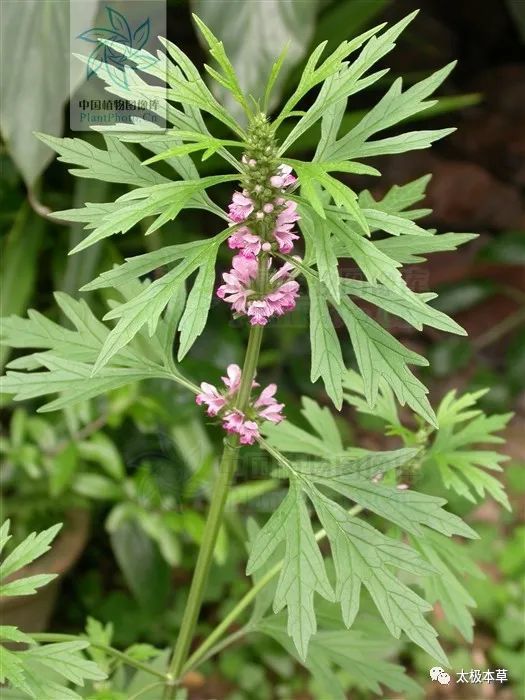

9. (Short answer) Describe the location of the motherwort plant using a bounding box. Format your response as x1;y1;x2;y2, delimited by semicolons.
0;12;511;699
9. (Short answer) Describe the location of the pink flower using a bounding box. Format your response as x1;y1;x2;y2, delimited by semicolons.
266;281;300;316
221;364;242;393
238;420;260;444
222;409;245;434
195;366;285;444
196;382;226;416
218;256;300;323
273;200;300;253
228;227;262;257
258;403;284;424
254;384;284;424
222;409;260;444
228;191;254;223
254;383;278;406
217;254;258;313
247;299;272;326
270;164;297;189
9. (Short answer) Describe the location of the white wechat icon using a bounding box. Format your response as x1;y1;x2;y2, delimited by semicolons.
430;667;451;685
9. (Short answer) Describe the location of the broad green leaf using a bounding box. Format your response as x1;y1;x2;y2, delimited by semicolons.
109;518;171;613
0;205;43;370
49;442;78;497
77;433;125;481
0;0;98;185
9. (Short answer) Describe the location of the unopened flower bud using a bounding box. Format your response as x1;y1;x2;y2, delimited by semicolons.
256;211;264;220
263;203;274;213
262;242;272;252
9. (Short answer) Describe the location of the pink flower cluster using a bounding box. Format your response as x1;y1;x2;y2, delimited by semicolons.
217;256;300;326
227;164;300;257
218;162;302;325
195;364;284;444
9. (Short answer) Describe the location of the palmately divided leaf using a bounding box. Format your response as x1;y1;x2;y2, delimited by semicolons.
94;236;224;371
427;390;512;508
309;472;478;539
177;246;218;360
300;206;340;302
0;287;177;411
1;638;106;699
294;162;369;233
321;62;456;162
258;610;421;700
279;13;419;151
341;278;466;335
0;522;62;583
23;641;106;686
336;295;436;426
413;531;483;642
246;480;334;660
36;133;167;187
306;485;447;663
375;232;478;264
307;279;345;409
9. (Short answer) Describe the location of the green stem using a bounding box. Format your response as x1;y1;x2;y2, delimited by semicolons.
29;633;167;681
165;322;264;694
182;562;279;674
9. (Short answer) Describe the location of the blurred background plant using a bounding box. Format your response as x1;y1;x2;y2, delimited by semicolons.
0;0;523;698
